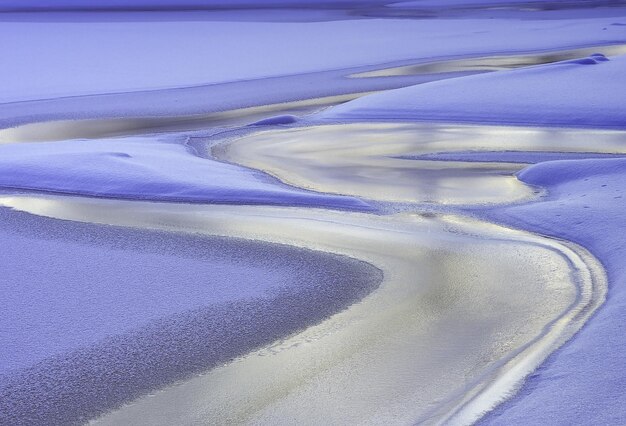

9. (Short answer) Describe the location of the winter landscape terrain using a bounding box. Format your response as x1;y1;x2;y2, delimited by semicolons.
1;1;626;425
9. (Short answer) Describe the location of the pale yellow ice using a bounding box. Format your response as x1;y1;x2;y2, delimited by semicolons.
217;122;626;205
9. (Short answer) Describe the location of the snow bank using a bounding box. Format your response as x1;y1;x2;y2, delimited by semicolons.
250;114;299;126
0;136;369;209
321;53;626;129
518;157;626;186
477;158;626;424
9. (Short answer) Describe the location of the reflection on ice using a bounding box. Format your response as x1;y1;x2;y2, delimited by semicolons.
216;122;626;205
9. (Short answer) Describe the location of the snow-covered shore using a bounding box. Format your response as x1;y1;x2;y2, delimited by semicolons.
0;135;369;209
321;52;626;129
476;159;626;424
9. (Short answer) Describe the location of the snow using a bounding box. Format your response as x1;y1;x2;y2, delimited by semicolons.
0;136;369;209
320;52;626;129
0;15;624;104
475;158;626;424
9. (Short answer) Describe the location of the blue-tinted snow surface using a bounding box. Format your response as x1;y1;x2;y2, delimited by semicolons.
477;158;626;424
321;54;626;129
0;136;369;210
0;16;623;104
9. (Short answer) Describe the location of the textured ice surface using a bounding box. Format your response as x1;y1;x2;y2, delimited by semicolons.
0;206;381;425
1;198;591;426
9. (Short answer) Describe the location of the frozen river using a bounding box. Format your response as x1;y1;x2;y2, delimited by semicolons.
2;2;626;424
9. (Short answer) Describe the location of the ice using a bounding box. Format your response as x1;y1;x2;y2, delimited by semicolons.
0;197;591;426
